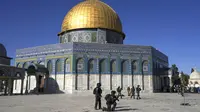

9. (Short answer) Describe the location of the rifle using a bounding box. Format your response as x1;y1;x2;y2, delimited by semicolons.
115;95;120;101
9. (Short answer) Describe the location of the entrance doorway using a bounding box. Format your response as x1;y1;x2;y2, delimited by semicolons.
38;75;44;93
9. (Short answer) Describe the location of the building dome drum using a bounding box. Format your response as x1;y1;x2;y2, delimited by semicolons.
190;69;200;79
0;43;7;57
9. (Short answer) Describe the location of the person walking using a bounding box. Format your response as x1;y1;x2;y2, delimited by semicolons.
127;86;131;96
117;86;122;99
130;86;135;99
136;85;141;100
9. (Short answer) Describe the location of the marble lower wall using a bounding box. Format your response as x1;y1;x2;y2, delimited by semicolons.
13;74;154;94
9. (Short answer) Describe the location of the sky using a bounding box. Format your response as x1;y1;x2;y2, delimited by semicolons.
0;0;200;74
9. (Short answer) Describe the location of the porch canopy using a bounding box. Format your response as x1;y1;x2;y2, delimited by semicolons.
27;64;49;76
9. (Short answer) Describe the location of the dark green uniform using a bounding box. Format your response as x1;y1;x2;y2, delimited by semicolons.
103;91;119;111
117;86;122;99
136;85;141;100
93;83;102;110
130;86;135;99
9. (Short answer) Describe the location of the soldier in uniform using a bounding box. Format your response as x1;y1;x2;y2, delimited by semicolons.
127;86;131;96
130;86;135;99
102;91;119;111
93;83;102;110
136;85;141;100
117;86;122;99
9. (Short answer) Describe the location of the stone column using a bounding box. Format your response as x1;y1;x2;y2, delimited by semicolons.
4;80;8;95
72;54;77;91
8;79;13;96
107;56;111;90
21;79;24;95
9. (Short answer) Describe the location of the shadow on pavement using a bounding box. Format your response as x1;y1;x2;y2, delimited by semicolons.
115;108;139;111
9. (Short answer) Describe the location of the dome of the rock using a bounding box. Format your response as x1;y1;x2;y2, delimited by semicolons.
60;0;123;35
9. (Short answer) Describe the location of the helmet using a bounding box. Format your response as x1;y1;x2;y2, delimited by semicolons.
97;83;101;87
111;90;116;94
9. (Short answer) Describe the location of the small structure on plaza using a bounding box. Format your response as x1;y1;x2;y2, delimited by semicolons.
0;43;25;95
188;68;200;92
25;64;62;94
14;0;170;94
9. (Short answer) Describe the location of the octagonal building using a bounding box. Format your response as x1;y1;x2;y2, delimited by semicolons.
14;0;169;94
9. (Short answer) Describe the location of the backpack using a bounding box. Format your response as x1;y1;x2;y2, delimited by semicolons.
105;94;111;100
93;88;96;94
117;87;121;92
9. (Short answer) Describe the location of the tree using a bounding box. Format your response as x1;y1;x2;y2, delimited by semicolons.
171;64;180;85
171;64;179;76
180;72;190;86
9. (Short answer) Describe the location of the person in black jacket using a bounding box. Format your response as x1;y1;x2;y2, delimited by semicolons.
117;86;122;99
93;83;102;110
136;85;141;100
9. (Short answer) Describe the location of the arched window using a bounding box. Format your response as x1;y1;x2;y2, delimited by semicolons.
16;63;22;68
15;72;21;77
190;81;193;84
100;59;106;73
31;61;36;64
65;58;71;72
77;58;84;72
122;60;128;73
142;60;148;72
56;59;62;73
195;81;198;84
0;70;4;76
89;59;95;73
111;60;117;73
47;60;53;73
38;61;45;65
132;61;137;74
23;62;29;69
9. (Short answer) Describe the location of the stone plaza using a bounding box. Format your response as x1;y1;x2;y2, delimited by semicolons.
0;93;200;112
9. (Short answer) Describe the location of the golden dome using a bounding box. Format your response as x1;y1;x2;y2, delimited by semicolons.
60;0;123;35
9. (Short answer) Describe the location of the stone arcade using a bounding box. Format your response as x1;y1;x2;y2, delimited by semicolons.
14;0;170;94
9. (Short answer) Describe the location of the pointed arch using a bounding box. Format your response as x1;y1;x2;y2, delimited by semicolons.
56;59;62;73
131;60;138;74
111;60;117;73
131;60;138;86
121;60;128;74
121;60;129;89
142;60;149;90
65;58;71;72
99;59;106;83
16;63;22;68
23;62;29;69
76;58;85;90
0;70;5;76
38;61;45;65
142;60;149;72
99;59;106;73
88;59;95;73
76;58;84;73
88;59;95;90
47;60;53;73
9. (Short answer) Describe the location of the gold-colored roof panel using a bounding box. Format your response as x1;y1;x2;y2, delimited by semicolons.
61;0;123;34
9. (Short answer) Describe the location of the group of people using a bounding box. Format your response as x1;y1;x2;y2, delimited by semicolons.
117;85;142;100
93;83;142;111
